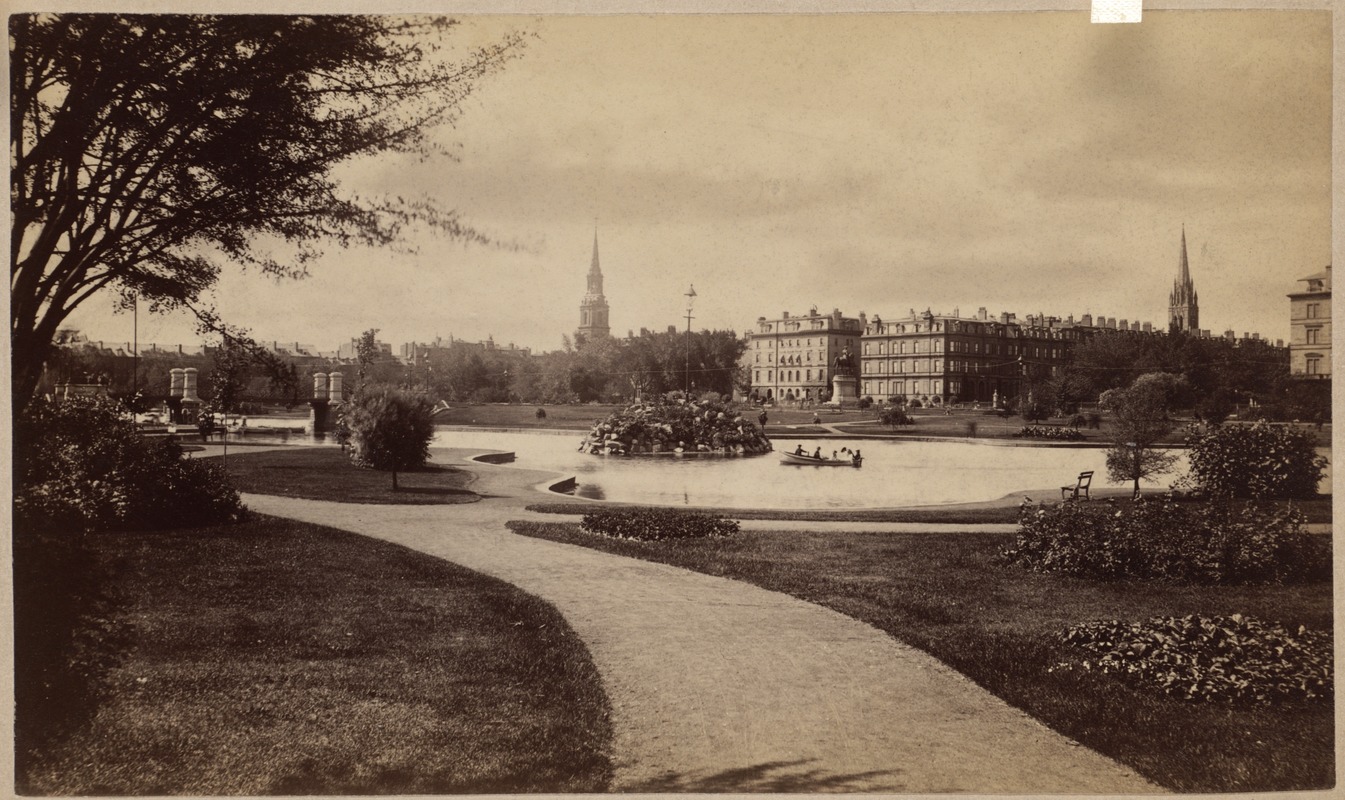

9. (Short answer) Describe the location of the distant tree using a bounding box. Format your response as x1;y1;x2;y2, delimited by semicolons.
1100;373;1181;498
344;385;435;490
10;14;527;414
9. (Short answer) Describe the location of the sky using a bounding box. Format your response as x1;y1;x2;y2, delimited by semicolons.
63;9;1333;353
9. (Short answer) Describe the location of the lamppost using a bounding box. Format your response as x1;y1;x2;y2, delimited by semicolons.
684;284;697;396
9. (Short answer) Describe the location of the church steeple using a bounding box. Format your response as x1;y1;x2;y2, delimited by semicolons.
577;228;611;343
1169;225;1199;334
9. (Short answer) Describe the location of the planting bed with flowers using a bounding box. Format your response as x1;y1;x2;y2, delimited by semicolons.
577;396;772;456
580;507;740;541
1055;614;1331;705
1012;424;1085;441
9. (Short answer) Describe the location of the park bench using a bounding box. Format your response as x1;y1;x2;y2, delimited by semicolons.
1061;471;1093;501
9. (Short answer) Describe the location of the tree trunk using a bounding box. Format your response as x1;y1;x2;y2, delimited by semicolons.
391;469;398;492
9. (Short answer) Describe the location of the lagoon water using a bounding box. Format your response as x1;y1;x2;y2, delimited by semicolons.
213;423;1330;509
432;428;1192;509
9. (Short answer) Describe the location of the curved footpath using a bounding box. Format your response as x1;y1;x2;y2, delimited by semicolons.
234;447;1160;793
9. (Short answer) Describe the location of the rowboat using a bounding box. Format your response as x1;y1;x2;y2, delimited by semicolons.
780;450;862;467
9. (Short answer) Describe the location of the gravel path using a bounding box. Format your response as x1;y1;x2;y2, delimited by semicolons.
240;451;1160;793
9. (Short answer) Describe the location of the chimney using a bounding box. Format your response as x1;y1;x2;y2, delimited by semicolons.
978;307;988;320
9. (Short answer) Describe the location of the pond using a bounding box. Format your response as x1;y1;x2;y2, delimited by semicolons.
208;424;1331;509
431;429;1190;509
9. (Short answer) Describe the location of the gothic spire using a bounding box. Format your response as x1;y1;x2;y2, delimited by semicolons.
1179;224;1190;286
590;229;601;275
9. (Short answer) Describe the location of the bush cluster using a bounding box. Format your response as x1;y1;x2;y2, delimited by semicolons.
580;507;740;541
15;396;246;533
1012;425;1085;441
1184;422;1327;499
999;497;1327;584
14;396;245;767
1056;614;1332;705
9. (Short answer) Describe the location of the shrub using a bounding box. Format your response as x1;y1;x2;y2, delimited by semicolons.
344;385;436;489
1056;615;1332;705
535;407;547;419
13;395;244;769
1012;425;1084;441
580;507;739;541
879;405;914;429
963;419;979;438
14;395;245;533
998;497;1328;584
857;396;873;410
1185;422;1327;499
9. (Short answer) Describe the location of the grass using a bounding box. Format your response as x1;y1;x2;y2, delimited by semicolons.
526;501;1021;524
217;446;479;504
20;515;612;795
506;520;1333;793
525;495;1332;525
435;402;627;430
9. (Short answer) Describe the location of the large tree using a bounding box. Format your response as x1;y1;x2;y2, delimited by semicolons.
11;14;526;412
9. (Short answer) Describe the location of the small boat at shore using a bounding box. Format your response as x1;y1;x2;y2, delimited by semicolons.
780;450;862;467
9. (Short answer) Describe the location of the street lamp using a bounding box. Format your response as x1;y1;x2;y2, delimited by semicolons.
684;284;697;396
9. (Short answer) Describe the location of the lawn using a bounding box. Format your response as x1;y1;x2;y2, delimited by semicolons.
19;515;612;795
506;520;1333;793
218;446;479;504
435;402;627;430
435;402;1333;447
526;495;1332;525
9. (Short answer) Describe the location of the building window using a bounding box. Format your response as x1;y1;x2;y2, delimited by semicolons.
863;381;872;395
806;369;812;381
934;341;942;352
1306;356;1322;375
864;343;870;355
1307;303;1319;319
1306;327;1321;345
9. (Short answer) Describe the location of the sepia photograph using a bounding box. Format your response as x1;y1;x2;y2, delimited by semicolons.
9;2;1336;795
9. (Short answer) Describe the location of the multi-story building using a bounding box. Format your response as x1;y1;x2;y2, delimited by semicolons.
857;307;1153;406
399;335;532;367
1288;265;1331;378
744;307;863;402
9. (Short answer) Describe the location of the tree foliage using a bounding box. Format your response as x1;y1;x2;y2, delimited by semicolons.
1100;373;1181;497
343;385;435;490
1184;422;1328;500
10;14;527;412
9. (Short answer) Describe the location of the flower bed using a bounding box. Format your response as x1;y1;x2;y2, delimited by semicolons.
1012;424;1084;441
1056;614;1332;705
580;507;740;541
578;396;772;456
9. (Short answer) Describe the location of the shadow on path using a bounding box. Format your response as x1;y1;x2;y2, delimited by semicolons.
621;759;903;793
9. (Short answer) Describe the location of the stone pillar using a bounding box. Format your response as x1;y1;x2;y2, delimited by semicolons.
310;373;331;434
179;367;202;423
327;371;343;404
169;368;185;398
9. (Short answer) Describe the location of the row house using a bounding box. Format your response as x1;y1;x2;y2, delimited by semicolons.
858;307;1154;406
743;307;863;402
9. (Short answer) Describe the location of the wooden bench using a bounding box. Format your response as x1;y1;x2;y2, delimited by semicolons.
1061;471;1093;501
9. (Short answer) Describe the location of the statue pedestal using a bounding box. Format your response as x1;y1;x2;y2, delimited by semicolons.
827;374;859;406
